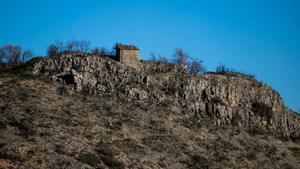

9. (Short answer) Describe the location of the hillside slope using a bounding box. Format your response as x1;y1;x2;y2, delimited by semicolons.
0;56;299;169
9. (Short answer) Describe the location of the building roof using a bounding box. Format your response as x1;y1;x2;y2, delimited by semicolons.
116;44;139;50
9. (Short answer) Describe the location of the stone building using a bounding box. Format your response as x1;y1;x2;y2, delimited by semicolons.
116;44;140;68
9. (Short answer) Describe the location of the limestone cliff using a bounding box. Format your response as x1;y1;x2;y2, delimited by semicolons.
32;55;300;139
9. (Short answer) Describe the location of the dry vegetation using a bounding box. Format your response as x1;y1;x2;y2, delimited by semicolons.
0;67;299;169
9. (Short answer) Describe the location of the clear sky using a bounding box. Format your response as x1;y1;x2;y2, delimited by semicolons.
0;0;299;111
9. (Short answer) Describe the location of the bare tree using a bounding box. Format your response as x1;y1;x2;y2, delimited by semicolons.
47;41;64;57
66;40;78;52
102;47;111;55
91;47;102;56
157;54;168;63
0;48;5;63
55;41;64;53
22;50;33;63
0;45;22;64
150;52;157;61
150;52;169;63
47;40;91;57
189;59;206;74
173;48;189;65
91;46;112;56
64;40;90;53
216;63;227;73
78;40;90;53
112;42;123;56
47;44;59;57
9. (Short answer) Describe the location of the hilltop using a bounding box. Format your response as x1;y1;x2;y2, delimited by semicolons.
0;54;300;169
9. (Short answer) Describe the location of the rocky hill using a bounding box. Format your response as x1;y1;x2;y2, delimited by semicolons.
0;55;300;169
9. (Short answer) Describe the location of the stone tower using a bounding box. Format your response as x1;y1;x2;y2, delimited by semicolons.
116;44;140;68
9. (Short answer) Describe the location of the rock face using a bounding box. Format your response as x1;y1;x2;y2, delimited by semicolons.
32;56;300;138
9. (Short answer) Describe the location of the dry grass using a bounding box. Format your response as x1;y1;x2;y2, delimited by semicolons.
0;69;299;169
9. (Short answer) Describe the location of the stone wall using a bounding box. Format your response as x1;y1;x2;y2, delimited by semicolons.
118;50;140;68
32;56;300;138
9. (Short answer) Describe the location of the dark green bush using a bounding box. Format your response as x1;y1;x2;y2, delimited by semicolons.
100;156;125;169
18;88;30;101
245;151;257;160
79;153;100;167
248;125;266;135
264;145;278;157
105;121;122;131
231;112;240;126
185;155;209;169
57;86;68;95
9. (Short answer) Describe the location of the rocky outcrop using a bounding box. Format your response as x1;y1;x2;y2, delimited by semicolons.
32;55;300;138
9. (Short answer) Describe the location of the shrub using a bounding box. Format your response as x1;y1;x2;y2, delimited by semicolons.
150;52;169;63
248;125;266;135
22;50;33;63
91;47;102;56
149;48;206;75
162;85;177;95
57;86;68;95
18;88;30;101
47;41;63;57
47;40;91;57
245;151;257;160
79;153;100;167
211;97;223;104
188;59;206;74
231;112;240;126
105;121;122;131
288;147;300;157
173;48;189;66
96;142;119;158
0;44;22;64
66;40;90;53
215;64;256;79
185;155;209;169
100;156;125;169
264;145;278;157
215;64;227;73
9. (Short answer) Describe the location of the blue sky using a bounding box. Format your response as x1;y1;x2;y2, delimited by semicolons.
0;0;299;111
